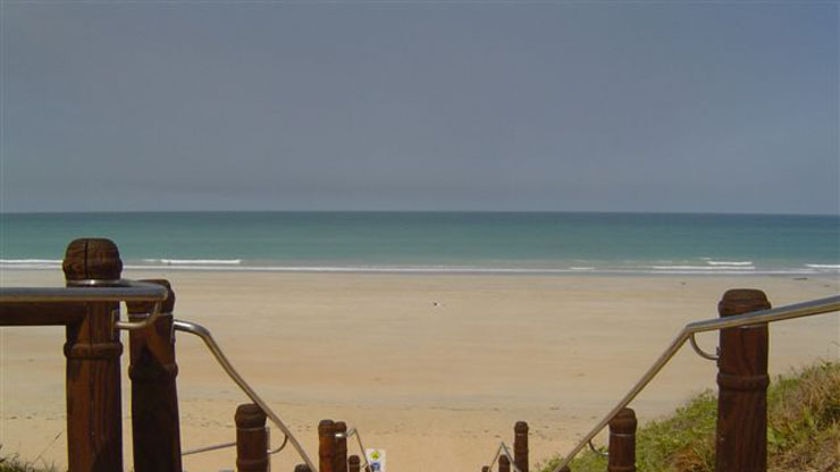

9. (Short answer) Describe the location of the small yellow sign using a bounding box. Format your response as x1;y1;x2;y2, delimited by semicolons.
365;448;386;471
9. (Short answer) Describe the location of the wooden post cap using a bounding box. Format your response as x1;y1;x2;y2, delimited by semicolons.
718;289;770;317
319;419;336;435
235;403;267;429
63;238;123;283
499;454;511;472
609;408;637;434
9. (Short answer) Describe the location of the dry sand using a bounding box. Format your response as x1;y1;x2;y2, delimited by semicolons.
1;270;837;471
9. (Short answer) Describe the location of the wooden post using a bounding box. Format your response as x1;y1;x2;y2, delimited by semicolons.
514;421;529;472
126;280;182;472
295;465;313;472
334;421;348;472
319;419;337;472
608;408;637;472
499;454;511;472
481;467;490;472
715;289;770;472
62;238;124;472
235;403;269;472
348;455;361;472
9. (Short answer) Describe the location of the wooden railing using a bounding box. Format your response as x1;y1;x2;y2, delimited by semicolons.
1;237;837;472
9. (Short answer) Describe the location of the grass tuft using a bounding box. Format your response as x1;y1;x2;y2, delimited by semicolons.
539;361;840;472
0;446;58;472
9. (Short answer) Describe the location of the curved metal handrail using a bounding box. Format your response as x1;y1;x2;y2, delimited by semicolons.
173;319;317;471
549;294;840;472
338;427;372;471
484;442;524;472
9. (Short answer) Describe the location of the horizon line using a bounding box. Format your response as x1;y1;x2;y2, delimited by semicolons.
1;209;838;218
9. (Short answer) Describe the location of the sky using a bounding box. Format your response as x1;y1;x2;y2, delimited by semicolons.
1;1;838;214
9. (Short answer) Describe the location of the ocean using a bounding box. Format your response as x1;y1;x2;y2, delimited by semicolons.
0;212;838;275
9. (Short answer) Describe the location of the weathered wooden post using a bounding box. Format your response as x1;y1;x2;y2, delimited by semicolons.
481;466;490;472
499;454;511;472
334;421;348;472
348;455;361;472
608;407;637;472
235;403;269;472
63;238;125;472
319;419;337;472
514;421;529;472
127;279;182;472
715;289;770;472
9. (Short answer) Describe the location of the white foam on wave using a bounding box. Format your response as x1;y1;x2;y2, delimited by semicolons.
126;263;587;275
157;259;243;265
0;259;63;269
652;265;755;271
805;264;840;270
706;260;754;266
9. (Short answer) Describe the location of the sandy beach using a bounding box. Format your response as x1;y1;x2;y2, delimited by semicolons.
1;270;837;471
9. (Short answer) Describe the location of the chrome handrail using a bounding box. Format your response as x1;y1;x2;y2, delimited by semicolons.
485;442;524;472
0;280;168;304
550;294;840;472
173;319;316;471
338;427;372;471
0;280;169;330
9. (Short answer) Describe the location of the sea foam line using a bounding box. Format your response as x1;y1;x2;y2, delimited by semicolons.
805;264;840;270
705;260;754;266
0;259;63;269
144;258;243;266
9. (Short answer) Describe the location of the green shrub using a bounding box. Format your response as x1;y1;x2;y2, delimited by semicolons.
539;361;840;472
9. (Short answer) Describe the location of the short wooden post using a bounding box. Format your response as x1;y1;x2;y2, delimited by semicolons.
499;454;511;472
235;403;269;472
608;408;637;472
62;238;124;472
295;465;313;472
334;421;348;472
348;455;361;472
481;467;490;472
715;289;770;472
127;280;182;472
514;421;529;472
319;419;337;472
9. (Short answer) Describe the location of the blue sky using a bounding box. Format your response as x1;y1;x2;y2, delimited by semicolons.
2;1;838;214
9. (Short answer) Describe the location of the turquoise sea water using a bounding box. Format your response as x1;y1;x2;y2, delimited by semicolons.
1;212;838;275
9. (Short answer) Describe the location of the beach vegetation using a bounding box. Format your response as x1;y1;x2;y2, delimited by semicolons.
0;446;57;472
538;361;840;472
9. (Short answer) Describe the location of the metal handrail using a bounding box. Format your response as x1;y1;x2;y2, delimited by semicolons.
0;280;169;330
485;442;524;472
0;280;168;304
337;427;372;471
173;319;317;472
550;294;840;472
